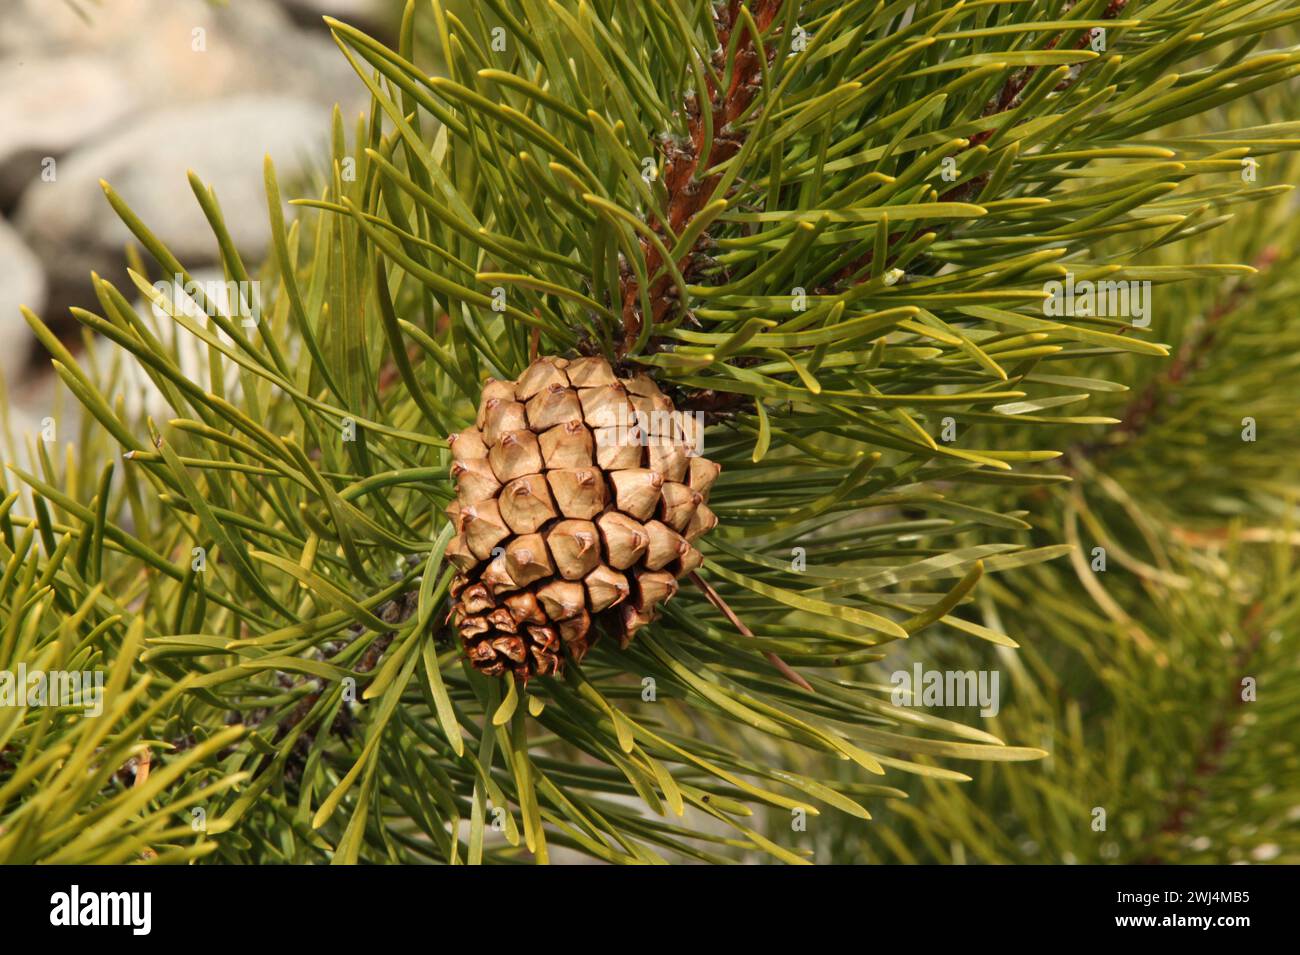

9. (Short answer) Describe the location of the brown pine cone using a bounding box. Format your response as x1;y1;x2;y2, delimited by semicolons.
445;356;721;680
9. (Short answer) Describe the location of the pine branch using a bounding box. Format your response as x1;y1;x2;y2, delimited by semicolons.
1108;246;1280;446
618;0;785;355
1141;601;1268;863
1072;244;1280;462
942;0;1131;204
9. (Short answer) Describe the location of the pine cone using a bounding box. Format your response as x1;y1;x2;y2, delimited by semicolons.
446;356;721;679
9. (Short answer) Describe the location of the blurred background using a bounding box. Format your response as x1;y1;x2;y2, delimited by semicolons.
0;0;402;438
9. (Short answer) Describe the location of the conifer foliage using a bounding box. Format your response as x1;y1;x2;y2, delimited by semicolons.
3;0;1299;863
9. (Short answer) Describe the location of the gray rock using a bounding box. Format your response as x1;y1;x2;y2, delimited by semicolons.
1;372;64;473
15;96;330;291
0;217;47;388
278;0;389;23
0;57;140;209
0;0;361;111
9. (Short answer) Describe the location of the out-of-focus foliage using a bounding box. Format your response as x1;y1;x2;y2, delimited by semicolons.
812;107;1300;865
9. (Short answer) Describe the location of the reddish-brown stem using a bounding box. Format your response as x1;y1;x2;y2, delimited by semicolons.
1140;602;1267;863
618;0;785;356
1068;245;1278;464
1116;246;1277;443
690;570;814;692
942;1;1130;203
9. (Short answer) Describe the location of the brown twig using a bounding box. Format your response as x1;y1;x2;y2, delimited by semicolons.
690;570;814;692
941;1;1129;204
1140;601;1268;863
131;747;152;788
618;0;786;356
129;747;157;860
1069;245;1278;463
1114;246;1277;442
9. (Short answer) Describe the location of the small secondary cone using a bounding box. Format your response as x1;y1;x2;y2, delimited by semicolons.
446;356;721;679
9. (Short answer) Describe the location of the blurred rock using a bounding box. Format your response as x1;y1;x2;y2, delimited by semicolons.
15;96;329;292
0;0;377;450
0;0;369;329
0;217;47;387
0;57;139;211
279;0;389;25
0;0;359;107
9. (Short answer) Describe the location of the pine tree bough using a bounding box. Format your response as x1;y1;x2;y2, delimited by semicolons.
1071;244;1279;462
940;0;1131;207
447;356;720;679
618;0;785;357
